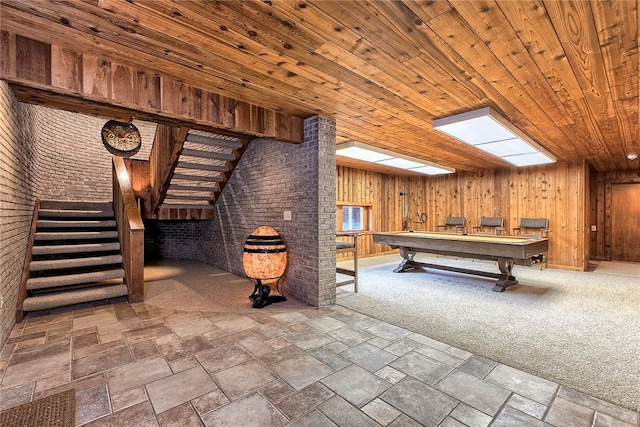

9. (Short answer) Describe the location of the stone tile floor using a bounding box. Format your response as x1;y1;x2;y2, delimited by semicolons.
1;300;638;426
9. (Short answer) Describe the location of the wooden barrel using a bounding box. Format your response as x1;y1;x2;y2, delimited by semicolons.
242;226;287;281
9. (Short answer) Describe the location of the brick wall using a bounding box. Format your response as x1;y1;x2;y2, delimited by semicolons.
205;115;337;307
0;81;41;347
35;108;154;200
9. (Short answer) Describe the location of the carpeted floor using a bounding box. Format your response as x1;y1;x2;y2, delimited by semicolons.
337;254;640;412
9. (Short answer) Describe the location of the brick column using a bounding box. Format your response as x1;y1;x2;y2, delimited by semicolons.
207;115;337;307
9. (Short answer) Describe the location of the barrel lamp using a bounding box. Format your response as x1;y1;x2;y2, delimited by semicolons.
242;226;287;308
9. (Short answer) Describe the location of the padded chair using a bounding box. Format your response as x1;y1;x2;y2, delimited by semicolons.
472;217;505;235
513;218;549;239
336;232;358;292
435;216;466;234
513;218;549;269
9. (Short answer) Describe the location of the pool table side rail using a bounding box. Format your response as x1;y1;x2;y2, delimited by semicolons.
373;232;548;261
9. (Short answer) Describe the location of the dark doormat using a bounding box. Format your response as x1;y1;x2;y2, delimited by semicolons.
0;389;75;427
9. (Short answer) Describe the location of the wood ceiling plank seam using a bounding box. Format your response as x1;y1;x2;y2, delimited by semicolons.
271;0;475;112
590;1;639;168
496;1;613;161
544;0;621;162
425;8;582;161
314;41;454;117
212;1;453;124
589;1;638;102
450;0;576;128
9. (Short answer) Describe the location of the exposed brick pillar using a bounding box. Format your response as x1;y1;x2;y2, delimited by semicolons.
207;115;337;307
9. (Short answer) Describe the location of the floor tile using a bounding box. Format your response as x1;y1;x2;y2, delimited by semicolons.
545;396;595;426
383;337;422;357
259;378;296;404
457;354;498;379
365;323;410;342
107;356;171;395
0;382;33;410
213;359;277;400
2;351;70;388
415;344;466;367
485;364;558;405
269;311;309;325
275;381;334;419
124;323;174;344
388;350;452;385
156;402;204;427
271;353;334;390
305;316;347;333
374;366;406;384
321;364;391;407
155;334;211;361
387;414;423;426
436;370;512;416
201;392;288;427
8;338;69;366
130;339;161;361
72;345;133;379
491;406;547;427
286;329;335;350
76;383;111;425
191;389;229;416
594;412;639;427
72;310;118;330
146;365;217;413
285;409;337;426
214;315;260;333
195;343;252;373
449;402;493;427
327;326;373;346
381;376;459;426
83;401;158;427
306;347;351;371
340;342;397;373
507;393;548;419
111;386;148;412
361;397;402;425
318;395;379;427
558;386;639;425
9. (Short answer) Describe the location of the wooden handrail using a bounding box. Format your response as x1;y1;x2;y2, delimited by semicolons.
16;199;40;322
113;157;145;302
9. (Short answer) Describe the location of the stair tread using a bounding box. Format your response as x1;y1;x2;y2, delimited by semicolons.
27;269;125;290
30;255;123;271
32;242;121;255
40;200;113;211
35;231;118;240
185;133;243;149
177;161;229;172
165;194;216;201
37;219;116;228
181;148;236;161
22;284;128;312
159;204;216;210
172;173;224;183
39;209;115;218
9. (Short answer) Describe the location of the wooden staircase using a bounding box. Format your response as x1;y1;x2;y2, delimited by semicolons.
150;127;248;220
19;200;129;315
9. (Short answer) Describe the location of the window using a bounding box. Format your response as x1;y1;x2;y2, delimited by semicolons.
337;202;372;232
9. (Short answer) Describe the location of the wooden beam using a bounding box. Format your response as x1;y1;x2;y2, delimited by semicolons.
0;31;305;144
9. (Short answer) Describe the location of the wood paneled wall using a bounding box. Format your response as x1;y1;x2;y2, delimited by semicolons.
589;169;640;261
337;161;590;270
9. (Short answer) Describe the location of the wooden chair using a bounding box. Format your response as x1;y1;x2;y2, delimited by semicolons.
472;217;505;235
435;216;466;234
513;218;549;269
336;232;358;292
513;218;549;239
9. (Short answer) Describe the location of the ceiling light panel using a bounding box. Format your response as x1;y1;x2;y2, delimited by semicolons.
432;107;555;167
335;141;454;175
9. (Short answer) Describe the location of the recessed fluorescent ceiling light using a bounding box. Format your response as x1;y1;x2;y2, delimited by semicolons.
335;141;454;175
432;107;555;167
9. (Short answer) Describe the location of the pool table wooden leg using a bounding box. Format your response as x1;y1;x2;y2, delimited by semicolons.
493;258;519;292
393;248;421;272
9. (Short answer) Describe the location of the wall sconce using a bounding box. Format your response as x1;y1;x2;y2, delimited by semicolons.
627;152;638;161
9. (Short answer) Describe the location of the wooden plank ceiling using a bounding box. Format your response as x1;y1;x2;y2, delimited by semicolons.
0;0;638;173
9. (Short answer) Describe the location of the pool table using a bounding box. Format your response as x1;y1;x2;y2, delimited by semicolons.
373;231;549;292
